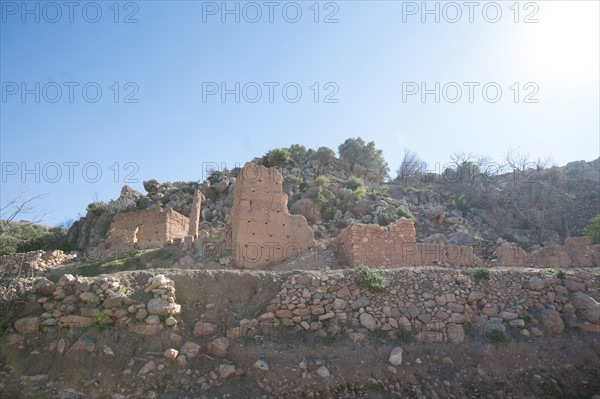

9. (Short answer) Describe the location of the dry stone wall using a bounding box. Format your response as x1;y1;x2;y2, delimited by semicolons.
264;268;599;342
338;220;482;268
228;163;315;269
0;250;76;275
14;274;182;335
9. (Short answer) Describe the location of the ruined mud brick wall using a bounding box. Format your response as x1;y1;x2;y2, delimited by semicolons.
337;220;481;268
100;208;189;255
229;163;315;269
495;237;599;267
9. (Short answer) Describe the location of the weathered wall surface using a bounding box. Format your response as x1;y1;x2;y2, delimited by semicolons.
229;163;315;269
495;237;598;267
337;220;481;268
98;208;189;257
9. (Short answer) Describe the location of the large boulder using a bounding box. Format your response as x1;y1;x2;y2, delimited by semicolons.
290;198;321;224
536;309;564;334
143;179;161;194
571;292;600;324
147;298;181;316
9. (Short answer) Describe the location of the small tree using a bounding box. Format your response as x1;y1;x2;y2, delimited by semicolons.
582;214;600;244
263;148;292;167
338;137;389;182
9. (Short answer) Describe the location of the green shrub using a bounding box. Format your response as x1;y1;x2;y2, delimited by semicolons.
344;176;364;191
539;269;557;277
487;330;507;343
582;214;600;244
396;206;414;220
355;266;386;293
373;185;389;197
316;192;333;221
378;212;397;226
472;268;492;281
263;148;292;167
450;193;470;217
286;174;304;185
288;144;308;163
556;270;567;279
315;175;330;188
396;328;412;343
374;329;389;339
86;202;107;213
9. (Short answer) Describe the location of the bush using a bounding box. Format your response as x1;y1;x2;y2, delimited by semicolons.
472;268;492;281
378;212;397;226
286;174;304;185
396;328;412;343
86;202;107;213
344;176;364;191
396;206;414;220
263;148;292;167
450;193;470;217
582;214;600;244
288;144;308;163
487;330;507;343
355;266;386;293
316;192;333;221
372;185;389;197
315;175;330;188
556;270;567;279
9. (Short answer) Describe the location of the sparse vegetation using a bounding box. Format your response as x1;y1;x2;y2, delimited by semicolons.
473;268;492;281
487;330;508;343
396;328;412;343
344;176;364;191
316;192;334;221
582;214;600;244
396;206;415;220
355;266;386;293
556;270;567;279
315;175;330;188
86;201;107;213
450;193;470;217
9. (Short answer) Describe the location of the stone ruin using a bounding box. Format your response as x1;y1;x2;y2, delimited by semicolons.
337;219;482;268
92;188;205;259
226;163;315;269
494;237;599;267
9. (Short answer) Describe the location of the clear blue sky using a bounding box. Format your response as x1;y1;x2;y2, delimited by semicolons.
1;0;599;226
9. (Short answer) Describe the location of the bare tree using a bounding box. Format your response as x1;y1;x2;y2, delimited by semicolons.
0;192;47;250
396;149;426;181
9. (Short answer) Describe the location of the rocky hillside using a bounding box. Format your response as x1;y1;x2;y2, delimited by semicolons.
66;149;599;260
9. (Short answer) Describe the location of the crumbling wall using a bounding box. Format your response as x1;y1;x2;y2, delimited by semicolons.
337;219;481;268
0;250;76;275
97;208;189;257
495;237;597;268
229;163;315;269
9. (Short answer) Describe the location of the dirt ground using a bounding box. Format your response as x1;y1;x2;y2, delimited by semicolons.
1;326;599;399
